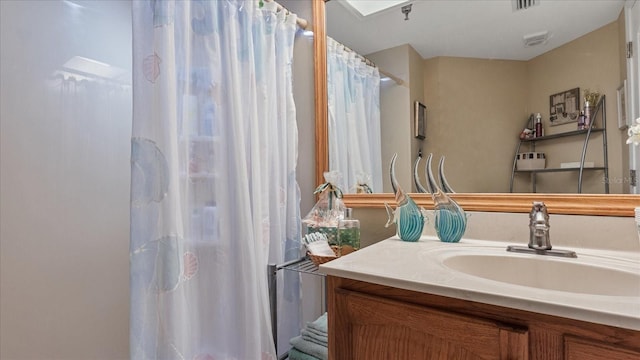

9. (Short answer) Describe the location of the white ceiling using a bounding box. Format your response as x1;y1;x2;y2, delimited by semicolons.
326;0;626;61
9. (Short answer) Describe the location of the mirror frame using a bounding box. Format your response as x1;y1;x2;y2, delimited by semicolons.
312;0;637;217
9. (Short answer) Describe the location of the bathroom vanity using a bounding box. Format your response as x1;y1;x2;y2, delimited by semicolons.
319;237;640;359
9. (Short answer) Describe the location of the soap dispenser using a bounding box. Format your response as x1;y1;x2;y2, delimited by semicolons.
338;208;360;254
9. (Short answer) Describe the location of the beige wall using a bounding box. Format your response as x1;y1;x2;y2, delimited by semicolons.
421;19;625;194
368;45;413;193
423;57;529;192
525;20;623;193
368;44;428;193
353;208;397;247
618;9;630;192
353;206;639;251
408;45;426;191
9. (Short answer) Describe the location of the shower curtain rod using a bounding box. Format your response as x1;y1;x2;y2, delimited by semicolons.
263;0;309;30
379;69;404;86
330;37;404;86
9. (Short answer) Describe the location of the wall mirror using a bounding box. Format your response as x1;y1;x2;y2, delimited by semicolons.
312;0;638;216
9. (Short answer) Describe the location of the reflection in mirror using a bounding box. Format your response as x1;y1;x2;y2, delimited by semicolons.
325;0;631;194
327;37;383;193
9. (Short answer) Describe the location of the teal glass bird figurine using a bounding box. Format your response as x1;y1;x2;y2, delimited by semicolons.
385;153;425;242
425;154;467;243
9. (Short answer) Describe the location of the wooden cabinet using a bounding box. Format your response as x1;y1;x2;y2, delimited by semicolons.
327;276;640;360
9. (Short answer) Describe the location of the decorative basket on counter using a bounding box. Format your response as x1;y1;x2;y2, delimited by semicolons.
307;245;356;266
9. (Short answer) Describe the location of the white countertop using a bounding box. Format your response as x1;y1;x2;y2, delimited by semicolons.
319;236;640;331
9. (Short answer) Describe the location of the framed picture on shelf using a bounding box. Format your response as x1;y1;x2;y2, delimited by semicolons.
549;87;580;126
414;101;426;139
617;80;627;129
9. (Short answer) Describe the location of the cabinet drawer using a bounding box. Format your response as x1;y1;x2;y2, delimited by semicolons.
565;336;640;360
331;288;528;360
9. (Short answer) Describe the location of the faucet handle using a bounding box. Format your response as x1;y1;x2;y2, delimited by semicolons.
531;201;547;214
529;201;552;250
530;201;549;223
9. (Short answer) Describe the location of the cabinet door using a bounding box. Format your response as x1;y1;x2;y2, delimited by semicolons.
331;288;528;360
564;336;640;360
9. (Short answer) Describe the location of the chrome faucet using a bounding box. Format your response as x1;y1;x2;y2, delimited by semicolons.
529;201;551;250
506;201;577;258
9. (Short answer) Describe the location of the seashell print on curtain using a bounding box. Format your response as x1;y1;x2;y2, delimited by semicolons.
130;1;302;358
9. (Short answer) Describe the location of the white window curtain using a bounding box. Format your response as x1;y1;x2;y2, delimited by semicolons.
130;1;301;359
327;36;382;193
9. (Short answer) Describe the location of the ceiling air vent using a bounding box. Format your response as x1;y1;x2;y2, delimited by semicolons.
513;0;538;11
523;31;549;47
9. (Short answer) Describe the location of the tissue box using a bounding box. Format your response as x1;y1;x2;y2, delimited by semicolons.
517;152;546;170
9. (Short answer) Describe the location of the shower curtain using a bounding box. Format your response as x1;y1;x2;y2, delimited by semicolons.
327;36;382;193
130;1;301;359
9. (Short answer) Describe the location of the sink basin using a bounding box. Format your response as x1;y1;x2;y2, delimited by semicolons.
442;252;640;297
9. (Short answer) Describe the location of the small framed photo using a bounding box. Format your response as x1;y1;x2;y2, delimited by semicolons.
414;101;426;139
549;87;580;126
617;80;627;129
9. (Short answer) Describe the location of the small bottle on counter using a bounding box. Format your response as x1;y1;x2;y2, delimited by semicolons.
535;113;543;138
577;110;586;130
338;208;360;254
584;101;592;129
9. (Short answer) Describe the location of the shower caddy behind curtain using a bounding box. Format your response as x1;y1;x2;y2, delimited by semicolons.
130;1;303;359
327;36;383;193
